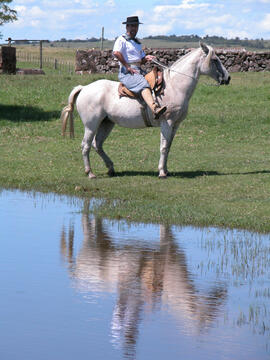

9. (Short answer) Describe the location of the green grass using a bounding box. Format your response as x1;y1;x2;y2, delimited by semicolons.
0;71;270;232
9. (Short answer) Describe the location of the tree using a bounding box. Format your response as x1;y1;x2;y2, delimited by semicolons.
0;0;17;38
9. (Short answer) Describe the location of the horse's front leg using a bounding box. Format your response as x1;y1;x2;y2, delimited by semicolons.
158;120;176;178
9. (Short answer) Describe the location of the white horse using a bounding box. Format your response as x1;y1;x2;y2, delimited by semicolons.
61;42;230;179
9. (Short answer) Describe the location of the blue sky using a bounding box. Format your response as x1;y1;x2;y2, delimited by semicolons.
2;0;270;41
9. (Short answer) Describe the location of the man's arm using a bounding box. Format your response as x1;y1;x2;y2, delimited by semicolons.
113;51;138;74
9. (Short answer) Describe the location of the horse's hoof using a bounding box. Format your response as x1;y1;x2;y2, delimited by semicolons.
107;169;115;177
85;168;90;175
158;174;167;179
88;173;97;179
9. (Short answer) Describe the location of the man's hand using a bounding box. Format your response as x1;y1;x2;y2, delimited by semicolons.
126;66;139;74
145;55;156;62
113;51;139;74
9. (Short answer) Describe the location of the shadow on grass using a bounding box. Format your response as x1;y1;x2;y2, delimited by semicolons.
115;170;270;178
0;104;59;123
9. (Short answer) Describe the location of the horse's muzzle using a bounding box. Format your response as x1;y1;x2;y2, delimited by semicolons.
219;75;231;85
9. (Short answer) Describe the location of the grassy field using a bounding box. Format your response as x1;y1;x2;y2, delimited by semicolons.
0;70;270;233
15;45;78;63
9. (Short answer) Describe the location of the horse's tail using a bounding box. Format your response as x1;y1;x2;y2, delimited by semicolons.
61;85;83;138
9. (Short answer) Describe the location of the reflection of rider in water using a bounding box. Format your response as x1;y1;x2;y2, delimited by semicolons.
111;252;145;359
61;207;227;358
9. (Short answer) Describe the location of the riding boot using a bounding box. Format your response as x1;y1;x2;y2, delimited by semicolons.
141;88;167;119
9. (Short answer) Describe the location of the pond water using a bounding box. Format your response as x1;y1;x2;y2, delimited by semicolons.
1;189;270;360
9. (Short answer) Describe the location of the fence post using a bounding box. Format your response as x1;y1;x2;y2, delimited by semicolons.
54;58;57;70
100;26;104;50
1;46;16;74
39;40;43;69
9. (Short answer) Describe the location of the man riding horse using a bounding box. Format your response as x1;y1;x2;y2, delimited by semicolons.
61;29;230;179
113;16;167;119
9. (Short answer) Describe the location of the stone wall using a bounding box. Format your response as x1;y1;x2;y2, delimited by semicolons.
75;48;270;74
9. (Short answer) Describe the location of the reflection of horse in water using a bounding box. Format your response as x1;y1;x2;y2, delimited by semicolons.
61;200;227;359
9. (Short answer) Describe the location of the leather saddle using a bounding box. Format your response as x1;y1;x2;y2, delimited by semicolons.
118;66;164;98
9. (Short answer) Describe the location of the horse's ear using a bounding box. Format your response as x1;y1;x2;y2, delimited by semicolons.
200;41;209;55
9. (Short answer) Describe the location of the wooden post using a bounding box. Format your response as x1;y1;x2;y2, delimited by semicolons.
100;27;104;50
54;58;58;70
1;46;16;74
39;40;43;69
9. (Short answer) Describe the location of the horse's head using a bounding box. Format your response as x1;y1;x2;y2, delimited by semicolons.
199;42;230;85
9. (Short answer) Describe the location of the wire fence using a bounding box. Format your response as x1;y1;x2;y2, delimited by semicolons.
16;51;75;74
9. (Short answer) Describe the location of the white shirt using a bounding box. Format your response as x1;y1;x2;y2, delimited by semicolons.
113;35;145;64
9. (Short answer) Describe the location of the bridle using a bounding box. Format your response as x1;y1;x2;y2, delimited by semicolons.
151;58;223;86
151;58;197;81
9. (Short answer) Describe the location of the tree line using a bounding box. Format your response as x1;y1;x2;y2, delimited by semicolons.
43;35;268;50
54;34;269;49
144;34;268;49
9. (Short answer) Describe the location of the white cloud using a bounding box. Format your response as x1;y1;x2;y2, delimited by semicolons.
242;8;251;13
145;22;175;35
149;1;224;33
204;26;249;39
259;13;270;31
184;14;233;29
14;5;46;20
142;1;269;39
153;1;210;18
74;0;98;6
14;0;35;3
40;0;67;8
65;8;98;15
134;10;144;18
246;0;270;2
14;5;27;14
105;0;115;7
145;1;235;36
29;6;46;17
30;20;40;27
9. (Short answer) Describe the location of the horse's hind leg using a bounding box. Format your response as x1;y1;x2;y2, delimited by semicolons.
81;127;97;179
92;117;115;176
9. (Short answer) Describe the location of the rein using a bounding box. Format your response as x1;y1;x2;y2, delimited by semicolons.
151;59;197;81
151;58;220;86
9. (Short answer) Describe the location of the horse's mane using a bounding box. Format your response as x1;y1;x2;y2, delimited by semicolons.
170;47;201;70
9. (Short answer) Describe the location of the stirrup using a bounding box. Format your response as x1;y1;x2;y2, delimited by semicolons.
154;105;167;119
